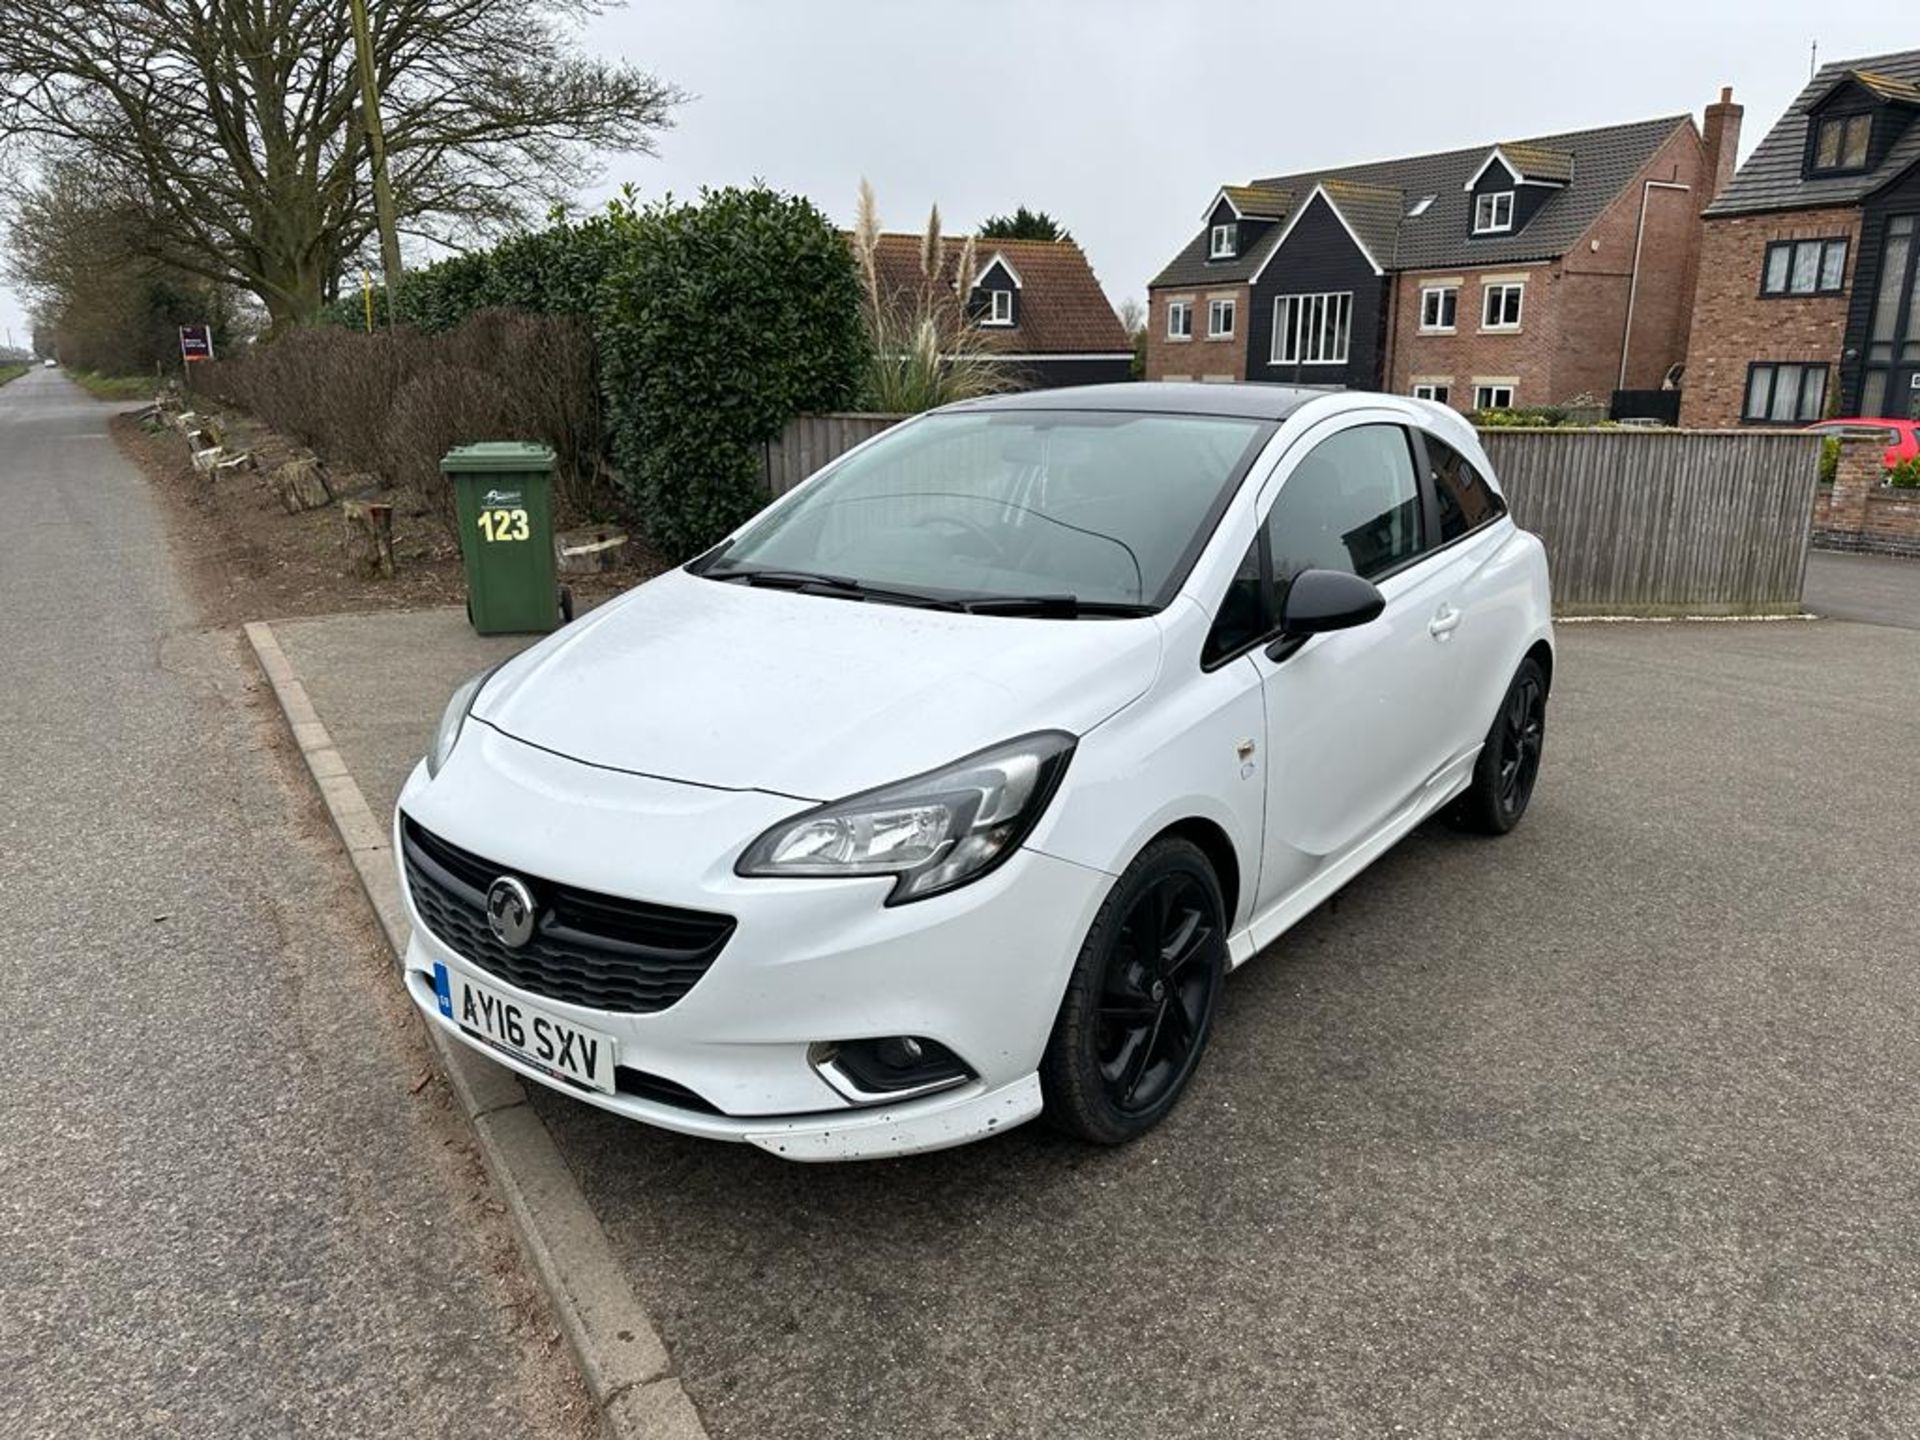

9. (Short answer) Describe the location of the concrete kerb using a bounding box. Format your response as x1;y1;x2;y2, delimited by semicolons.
242;620;708;1440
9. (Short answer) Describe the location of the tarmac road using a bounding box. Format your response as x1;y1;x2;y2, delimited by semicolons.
0;369;590;1438
1805;547;1920;629
281;571;1920;1437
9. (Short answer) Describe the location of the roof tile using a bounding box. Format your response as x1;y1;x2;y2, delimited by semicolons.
858;233;1129;355
1709;49;1920;216
1154;114;1690;287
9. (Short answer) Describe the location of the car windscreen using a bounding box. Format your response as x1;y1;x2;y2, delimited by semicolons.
697;410;1273;610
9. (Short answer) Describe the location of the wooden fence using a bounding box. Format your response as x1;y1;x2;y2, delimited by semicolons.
1480;429;1820;616
762;414;1823;616
761;413;905;495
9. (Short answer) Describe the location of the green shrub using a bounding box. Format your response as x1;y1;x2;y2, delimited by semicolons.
322;208;627;333
1471;405;1573;428
1888;455;1920;489
309;186;866;554
1819;436;1841;485
594;187;869;557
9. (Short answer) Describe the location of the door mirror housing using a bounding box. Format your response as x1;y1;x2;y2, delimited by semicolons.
1279;568;1386;637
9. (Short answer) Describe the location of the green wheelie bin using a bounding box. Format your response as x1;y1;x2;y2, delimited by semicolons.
441;442;573;634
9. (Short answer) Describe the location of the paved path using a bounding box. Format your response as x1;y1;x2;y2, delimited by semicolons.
0;370;589;1438
278;589;1920;1439
1805;548;1920;629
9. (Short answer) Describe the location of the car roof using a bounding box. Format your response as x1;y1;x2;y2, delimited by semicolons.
940;382;1325;423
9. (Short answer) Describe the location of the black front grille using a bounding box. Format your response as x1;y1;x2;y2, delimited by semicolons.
400;815;735;1015
616;1067;722;1113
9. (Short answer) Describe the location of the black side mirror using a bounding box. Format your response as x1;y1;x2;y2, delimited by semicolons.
1279;568;1385;637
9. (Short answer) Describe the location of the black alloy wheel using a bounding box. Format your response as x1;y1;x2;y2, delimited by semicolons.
1454;654;1549;835
1041;838;1226;1143
1496;668;1546;820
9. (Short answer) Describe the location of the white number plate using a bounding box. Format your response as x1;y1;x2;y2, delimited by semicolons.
434;962;617;1093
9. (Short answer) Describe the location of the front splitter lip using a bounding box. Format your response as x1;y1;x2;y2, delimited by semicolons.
402;964;1044;1162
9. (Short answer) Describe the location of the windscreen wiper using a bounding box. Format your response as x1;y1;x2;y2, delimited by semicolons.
960;595;1156;618
708;568;967;611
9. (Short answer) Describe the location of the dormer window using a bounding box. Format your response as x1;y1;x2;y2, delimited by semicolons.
1210;223;1238;259
1473;191;1515;234
983;289;1013;325
1812;113;1872;172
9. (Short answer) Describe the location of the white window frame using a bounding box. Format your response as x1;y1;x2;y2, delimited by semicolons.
1481;282;1525;331
1167;300;1193;340
984;289;1014;326
1269;291;1353;367
1419;285;1458;332
1473;191;1515;235
1411;381;1451;403
1473;383;1515;411
1210;223;1238;259
1207;297;1236;338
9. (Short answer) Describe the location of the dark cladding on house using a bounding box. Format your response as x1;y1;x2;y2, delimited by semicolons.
1683;49;1920;428
1146;96;1742;417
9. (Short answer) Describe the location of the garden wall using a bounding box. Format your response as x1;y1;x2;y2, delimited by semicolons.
1810;437;1920;558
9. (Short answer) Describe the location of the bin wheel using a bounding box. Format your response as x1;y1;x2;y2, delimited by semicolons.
559;585;575;624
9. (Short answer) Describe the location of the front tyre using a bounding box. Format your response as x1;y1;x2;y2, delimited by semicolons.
1040;837;1226;1144
1454;655;1548;835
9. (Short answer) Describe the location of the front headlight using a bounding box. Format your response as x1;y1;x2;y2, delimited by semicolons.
426;666;497;779
736;731;1076;903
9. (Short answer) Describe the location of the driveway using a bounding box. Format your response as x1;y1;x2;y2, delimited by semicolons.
275;601;1920;1439
1805;547;1920;628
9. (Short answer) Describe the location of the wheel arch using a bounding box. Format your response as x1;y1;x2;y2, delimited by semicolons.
1525;637;1554;694
1145;816;1242;932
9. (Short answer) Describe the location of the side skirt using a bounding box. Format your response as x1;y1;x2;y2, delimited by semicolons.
1224;747;1480;967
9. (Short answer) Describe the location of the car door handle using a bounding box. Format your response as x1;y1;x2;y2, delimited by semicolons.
1428;605;1462;639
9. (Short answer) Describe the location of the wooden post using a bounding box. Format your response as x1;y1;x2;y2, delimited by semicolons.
341;499;396;578
348;0;404;323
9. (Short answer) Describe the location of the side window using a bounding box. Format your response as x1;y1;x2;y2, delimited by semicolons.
1202;536;1268;666
1424;433;1508;542
1265;425;1424;597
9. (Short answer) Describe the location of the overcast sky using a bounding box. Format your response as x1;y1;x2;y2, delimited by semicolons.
3;0;1915;352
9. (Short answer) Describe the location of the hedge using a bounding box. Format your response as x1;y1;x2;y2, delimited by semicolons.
312;186;869;556
594;188;869;556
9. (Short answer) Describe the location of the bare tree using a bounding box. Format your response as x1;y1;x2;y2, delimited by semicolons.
9;161;249;373
0;0;683;332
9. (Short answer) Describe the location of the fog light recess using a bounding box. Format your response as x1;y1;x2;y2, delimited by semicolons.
812;1036;974;1104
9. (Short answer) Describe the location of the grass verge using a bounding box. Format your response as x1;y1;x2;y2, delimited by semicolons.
68;369;160;400
0;364;27;388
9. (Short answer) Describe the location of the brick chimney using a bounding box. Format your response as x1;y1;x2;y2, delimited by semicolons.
1701;86;1743;201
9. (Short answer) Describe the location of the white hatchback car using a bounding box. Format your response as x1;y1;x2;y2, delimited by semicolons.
397;384;1552;1160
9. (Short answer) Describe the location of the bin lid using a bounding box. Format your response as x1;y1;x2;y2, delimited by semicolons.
440;441;557;475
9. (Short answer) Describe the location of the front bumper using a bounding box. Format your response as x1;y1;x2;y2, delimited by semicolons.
395;724;1112;1159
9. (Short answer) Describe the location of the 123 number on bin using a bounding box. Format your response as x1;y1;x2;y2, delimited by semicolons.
477;507;531;543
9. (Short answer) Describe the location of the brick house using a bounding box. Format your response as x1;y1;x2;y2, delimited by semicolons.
1146;99;1739;415
859;233;1133;391
1681;50;1920;428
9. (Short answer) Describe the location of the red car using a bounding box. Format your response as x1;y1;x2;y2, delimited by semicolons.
1807;418;1920;470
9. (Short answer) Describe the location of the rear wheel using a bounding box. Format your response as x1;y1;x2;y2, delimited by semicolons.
1040;837;1226;1144
1454;655;1547;835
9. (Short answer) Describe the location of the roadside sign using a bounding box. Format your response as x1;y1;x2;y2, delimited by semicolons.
178;325;214;363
